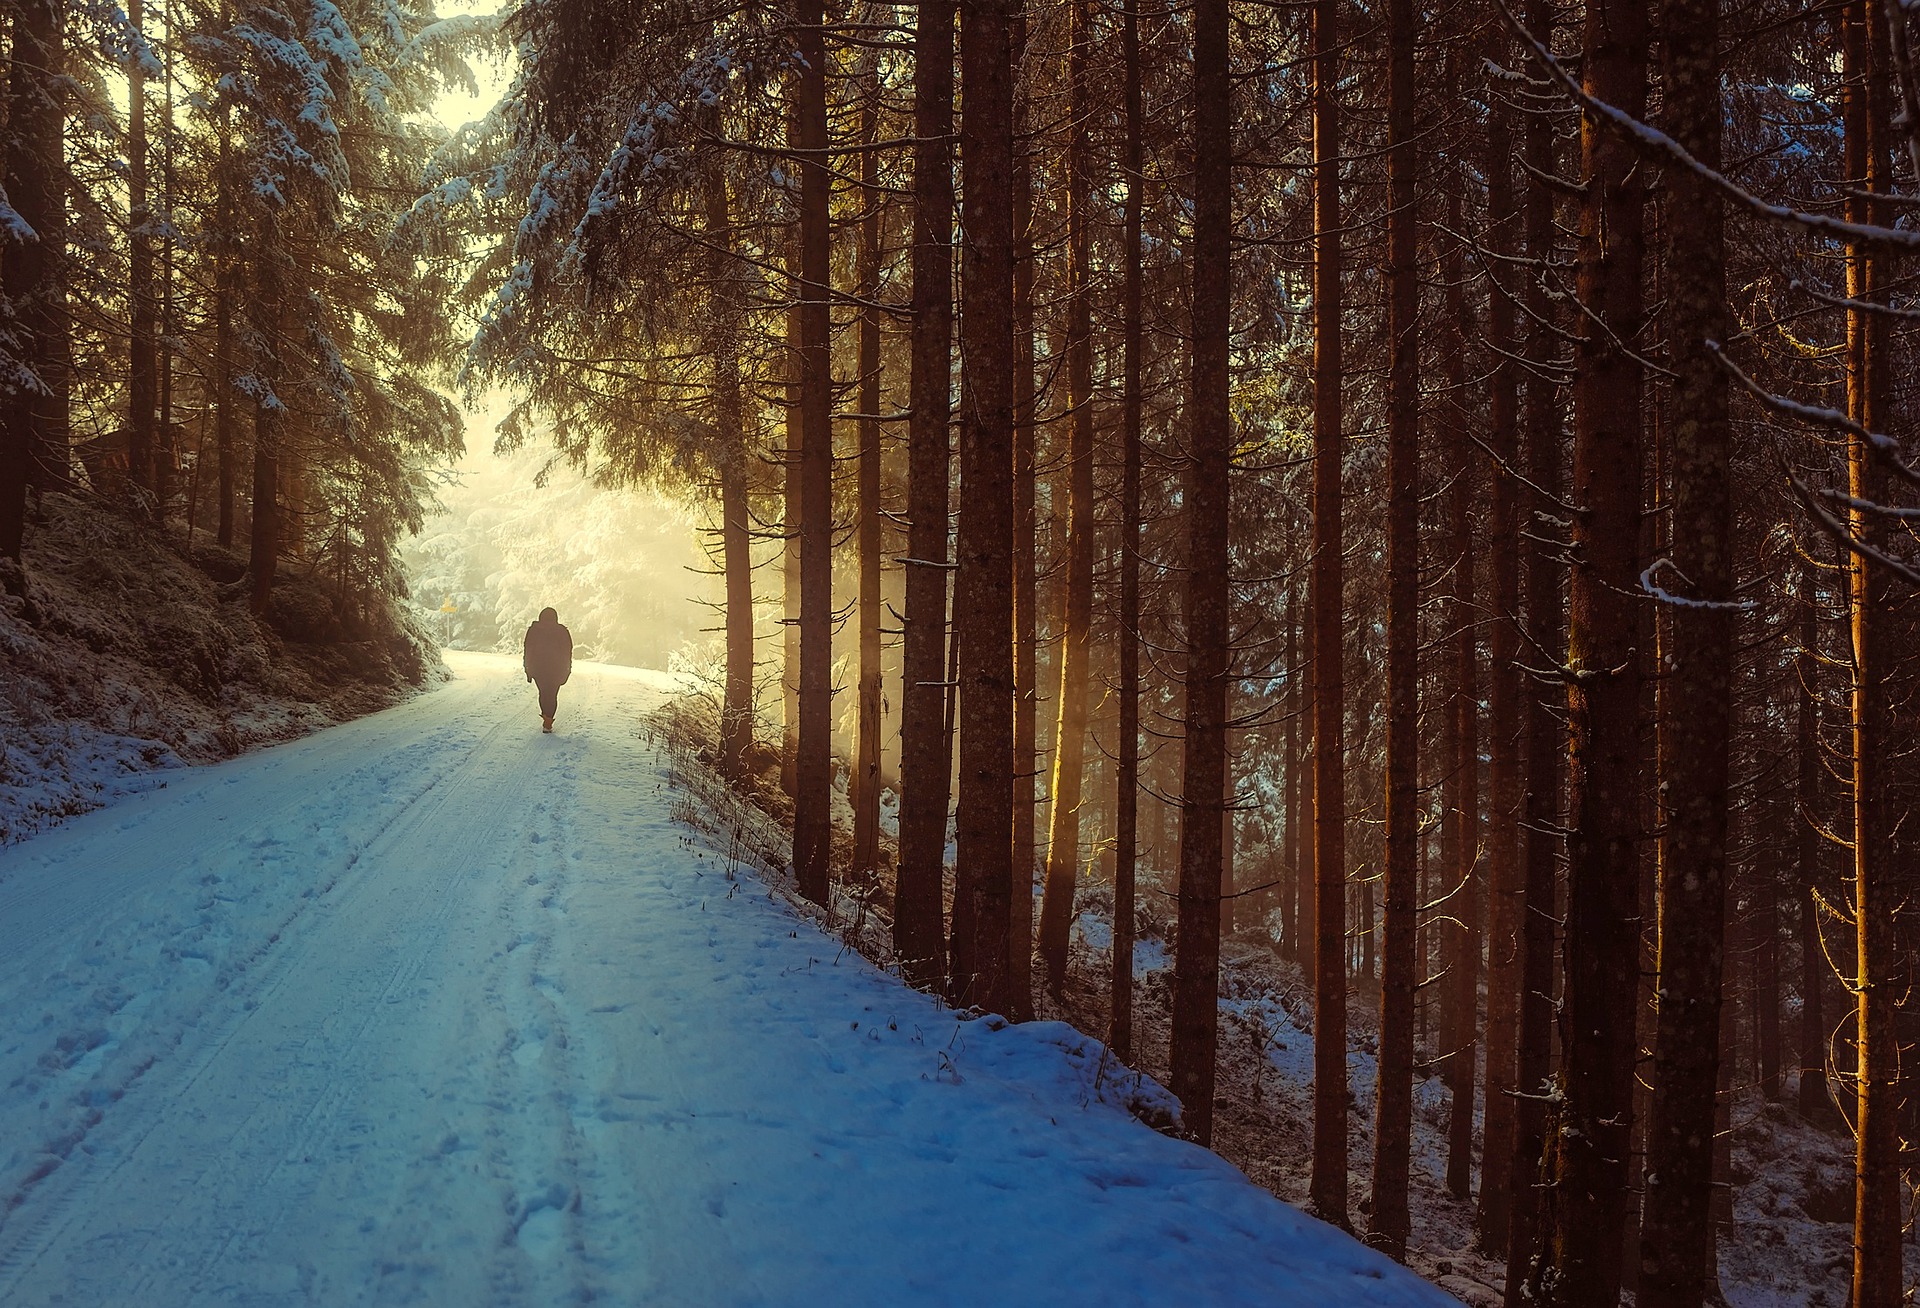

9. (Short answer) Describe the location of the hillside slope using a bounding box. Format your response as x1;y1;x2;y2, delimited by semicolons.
0;492;442;842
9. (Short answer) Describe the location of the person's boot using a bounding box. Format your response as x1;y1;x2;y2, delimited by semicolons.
542;715;554;734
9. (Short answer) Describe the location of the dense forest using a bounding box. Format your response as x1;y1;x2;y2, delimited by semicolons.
3;0;1918;1302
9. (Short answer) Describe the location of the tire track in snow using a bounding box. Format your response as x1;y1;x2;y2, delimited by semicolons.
0;674;537;1301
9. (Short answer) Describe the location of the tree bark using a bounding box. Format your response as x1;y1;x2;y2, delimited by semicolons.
1110;0;1144;1065
1037;0;1097;998
129;0;158;504
247;213;283;616
1795;575;1828;1125
1309;0;1349;1226
895;0;956;989
1636;0;1733;1291
1170;0;1232;1149
1009;0;1038;1021
782;226;802;802
704;166;754;783
1368;0;1419;1250
1441;153;1482;1210
1538;0;1649;1294
215;84;236;549
950;0;1018;1015
1504;1;1564;1293
853;87;884;877
792;0;834;906
1844;3;1900;1299
1476;12;1527;1257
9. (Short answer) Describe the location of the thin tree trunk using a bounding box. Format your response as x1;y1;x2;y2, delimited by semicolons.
215;77;236;549
1504;0;1563;1290
853;87;884;877
1757;848;1782;1101
1170;0;1232;1150
1444;213;1481;1207
792;1;834;906
782;226;802;802
1538;0;1649;1293
895;0;956;989
1037;0;1097;998
1368;0;1419;1250
1796;576;1828;1124
704;166;754;782
1476;11;1527;1256
950;0;1018;1014
1309;0;1349;1225
1637;0;1733;1291
1110;0;1144;1065
158;4;177;525
128;0;157;503
247;213;282;616
1009;0;1038;1020
1282;588;1301;965
1845;3;1900;1298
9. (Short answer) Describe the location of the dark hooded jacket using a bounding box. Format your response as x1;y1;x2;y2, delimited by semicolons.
523;609;573;685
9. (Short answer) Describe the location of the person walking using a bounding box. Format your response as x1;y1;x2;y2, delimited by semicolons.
523;607;573;733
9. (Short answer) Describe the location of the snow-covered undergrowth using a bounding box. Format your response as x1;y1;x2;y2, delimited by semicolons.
0;656;1457;1305
1054;904;1862;1307
0;493;441;842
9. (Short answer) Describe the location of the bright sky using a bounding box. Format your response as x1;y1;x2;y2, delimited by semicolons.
428;4;516;134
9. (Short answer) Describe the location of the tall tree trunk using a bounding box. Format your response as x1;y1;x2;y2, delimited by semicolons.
1009;0;1037;1021
247;214;282;616
158;0;176;524
1282;588;1301;965
782;227;802;802
704;166;754;782
215;83;236;549
1;0;68;562
1368;0;1419;1251
1308;0;1349;1226
1505;1;1564;1292
1845;3;1900;1299
1444;211;1481;1207
1538;0;1649;1294
951;0;1018;1014
1037;0;1097;998
1756;845;1782;1101
895;0;956;989
792;2;834;906
1298;584;1317;990
1637;0;1733;1292
1170;0;1232;1150
853;87;884;877
1796;575;1828;1124
1476;12;1527;1257
128;0;157;503
1110;0;1144;1065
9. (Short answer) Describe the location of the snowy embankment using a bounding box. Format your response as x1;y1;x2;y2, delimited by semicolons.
0;653;1455;1306
0;493;438;844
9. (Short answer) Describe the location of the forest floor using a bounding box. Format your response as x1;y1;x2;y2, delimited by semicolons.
0;653;1454;1307
0;492;440;844
1039;926;1861;1308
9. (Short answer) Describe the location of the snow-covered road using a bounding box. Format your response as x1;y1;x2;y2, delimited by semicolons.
0;653;1454;1307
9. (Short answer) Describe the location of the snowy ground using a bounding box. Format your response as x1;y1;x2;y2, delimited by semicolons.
0;653;1455;1307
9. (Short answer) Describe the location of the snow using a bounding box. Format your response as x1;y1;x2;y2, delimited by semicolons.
0;653;1456;1306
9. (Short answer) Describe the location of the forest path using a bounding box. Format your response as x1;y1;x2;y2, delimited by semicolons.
0;653;1453;1307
